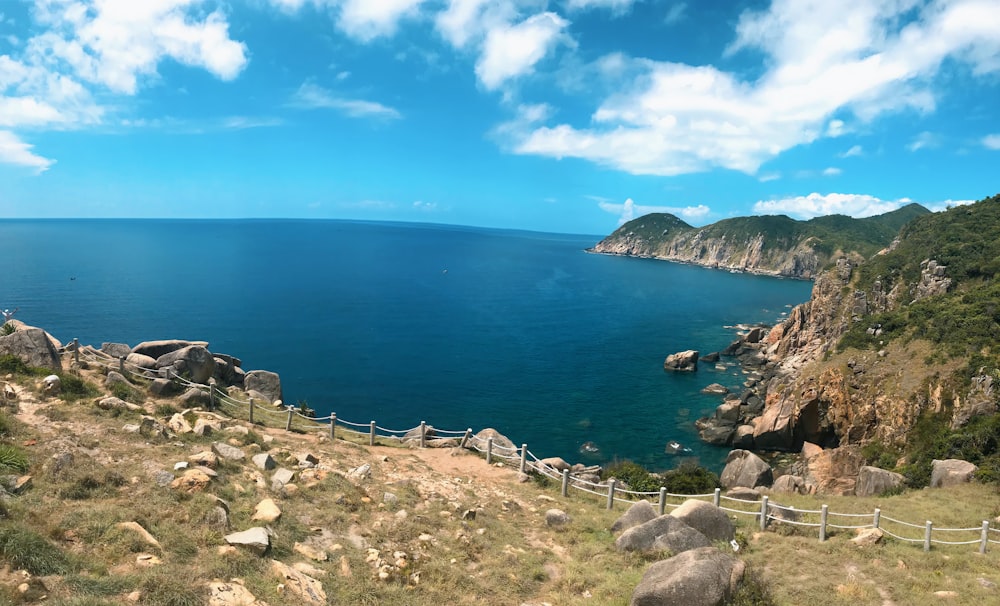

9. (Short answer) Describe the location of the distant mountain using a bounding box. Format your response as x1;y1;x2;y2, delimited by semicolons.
589;203;931;279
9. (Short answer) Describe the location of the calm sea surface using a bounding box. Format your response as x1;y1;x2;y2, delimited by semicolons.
1;219;811;471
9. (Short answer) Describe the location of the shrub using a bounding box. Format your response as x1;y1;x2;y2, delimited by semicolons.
0;523;71;575
0;444;29;473
57;373;100;402
603;459;662;492
0;354;32;375
659;460;722;494
0;323;14;336
110;381;143;404
729;565;776;606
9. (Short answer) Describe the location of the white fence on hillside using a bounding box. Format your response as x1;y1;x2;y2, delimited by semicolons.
71;342;1000;554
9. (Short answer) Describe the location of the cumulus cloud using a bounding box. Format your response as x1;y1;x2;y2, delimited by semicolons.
289;82;402;120
338;0;428;42
0;130;54;173
663;3;687;25
906;131;938;151
504;0;1000;176
753;192;908;219
983;133;1000;150
476;12;569;90
822;167;842;176
30;0;248;94
566;0;638;12
599;197;710;225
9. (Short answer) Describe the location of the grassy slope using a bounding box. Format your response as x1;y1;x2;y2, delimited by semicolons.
2;354;1000;605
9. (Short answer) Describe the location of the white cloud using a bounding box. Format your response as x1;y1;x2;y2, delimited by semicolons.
504;0;1000;176
822;166;842;176
839;144;863;157
476;12;568;90
413;200;438;211
435;0;492;49
290;82;402;119
663;3;687;25
566;0;638;12
753;192;905;219
599;197;710;225
338;0;427;42
925;198;977;212
906;131;938;151
983;133;1000;150
758;172;781;182
0;130;54;173
30;0;248;95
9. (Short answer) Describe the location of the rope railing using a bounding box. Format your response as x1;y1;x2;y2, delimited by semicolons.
68;339;1000;555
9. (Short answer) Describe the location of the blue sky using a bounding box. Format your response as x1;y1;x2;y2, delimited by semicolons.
0;0;998;235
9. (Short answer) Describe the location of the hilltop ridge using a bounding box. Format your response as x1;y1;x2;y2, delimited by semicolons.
590;203;930;279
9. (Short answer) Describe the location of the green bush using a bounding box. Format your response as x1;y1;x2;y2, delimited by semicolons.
0;444;29;473
1;323;14;336
57;373;100;402
110;381;143;404
659;460;722;494
729;565;777;606
0;354;33;375
603;459;662;492
0;523;71;575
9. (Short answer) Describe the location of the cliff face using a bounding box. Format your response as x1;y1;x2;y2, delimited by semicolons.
590;205;929;279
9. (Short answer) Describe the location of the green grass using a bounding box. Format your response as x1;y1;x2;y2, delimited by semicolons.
0;444;29;473
0;522;72;575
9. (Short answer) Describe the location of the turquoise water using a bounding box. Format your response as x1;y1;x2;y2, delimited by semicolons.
0;219;811;471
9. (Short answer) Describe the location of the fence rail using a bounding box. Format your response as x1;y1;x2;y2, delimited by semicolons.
72;342;1000;555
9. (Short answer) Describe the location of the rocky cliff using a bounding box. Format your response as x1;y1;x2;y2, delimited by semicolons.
698;194;1000;492
590;204;929;279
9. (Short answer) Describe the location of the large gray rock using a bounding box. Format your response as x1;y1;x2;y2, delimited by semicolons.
930;459;978;488
612;500;659;535
213;442;246;461
855;466;904;496
664;350;699;372
771;474;808;495
616;515;711;555
155;345;216;384
126;352;157;370
132;339;207;359
467;428;516;453
669;500;735;543
720;449;773;489
101;342;132;359
631;546;745;606
178;387;212;407
224;527;270;555
244;370;282;404
0;328;62;370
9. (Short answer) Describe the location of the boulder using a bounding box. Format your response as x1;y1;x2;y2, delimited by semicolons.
126;352;158;370
720;450;773;489
167;413;193;434
270;559;326;605
702;383;729;395
272;468;295;486
699;423;734;446
132;339;207;360
0;328;62;370
252;498;282;523
105;371;129;387
805;445;863;495
855;466;904;497
171;468;212;493
467;428;516;453
731;425;755;449
178;387;212;407
207;579;263;606
252;453;276;471
101;342;132;359
611;500;659;535
852;528;884;547
724;487;761;501
213;442;246;461
244;370;282;404
156;345;216;384
930;459;978;488
771;474;807;494
42;374;61;396
669;500;735;543
631;546;745;606
539;457;571;472
744;326;766;344
545;508;571;527
751;397;796;450
616;515;711;555
224;527;270;555
700;352;721;363
715;400;741;423
664;350;699;372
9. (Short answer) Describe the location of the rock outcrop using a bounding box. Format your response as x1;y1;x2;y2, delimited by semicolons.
664;350;699;372
0;327;62;370
630;546;745;606
720;450;772;489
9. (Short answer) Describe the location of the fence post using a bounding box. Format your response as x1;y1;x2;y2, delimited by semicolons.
248;397;254;424
606;479;617;510
420;421;427;448
369;421;376;446
659;487;667;515
285;406;293;432
924;521;933;552
713;488;721;507
208;379;216;411
981;521;990;554
73;338;80;365
873;508;881;529
119;355;125;374
486;437;494;464
561;469;569;497
760;496;769;531
460;428;472;449
519;444;527;474
330;413;336;440
820;504;829;542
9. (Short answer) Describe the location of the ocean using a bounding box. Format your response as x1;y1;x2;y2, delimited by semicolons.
1;219;811;472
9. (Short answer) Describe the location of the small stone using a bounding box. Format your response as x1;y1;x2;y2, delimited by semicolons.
252;453;276;471
545;509;571;527
135;553;162;567
173;461;189;470
252;498;282;523
852;528;884;547
933;590;959;598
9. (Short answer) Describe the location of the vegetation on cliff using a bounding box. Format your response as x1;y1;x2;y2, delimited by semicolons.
590;203;929;278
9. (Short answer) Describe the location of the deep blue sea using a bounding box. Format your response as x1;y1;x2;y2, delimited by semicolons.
1;219;811;472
